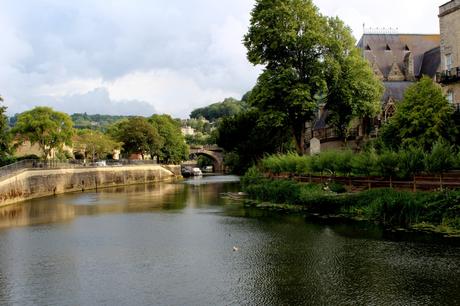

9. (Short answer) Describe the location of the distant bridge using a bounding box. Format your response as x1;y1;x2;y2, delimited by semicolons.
188;146;224;172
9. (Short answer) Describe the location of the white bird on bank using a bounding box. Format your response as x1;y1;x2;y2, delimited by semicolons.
233;246;239;252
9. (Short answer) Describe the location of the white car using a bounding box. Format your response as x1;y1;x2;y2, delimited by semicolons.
95;161;107;167
192;167;203;176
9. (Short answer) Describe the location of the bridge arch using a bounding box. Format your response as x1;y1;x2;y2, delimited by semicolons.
189;147;224;172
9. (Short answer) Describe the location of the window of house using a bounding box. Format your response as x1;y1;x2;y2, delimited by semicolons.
447;90;454;104
446;54;453;71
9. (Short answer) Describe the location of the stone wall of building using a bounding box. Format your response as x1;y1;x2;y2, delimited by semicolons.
440;0;460;106
0;165;180;207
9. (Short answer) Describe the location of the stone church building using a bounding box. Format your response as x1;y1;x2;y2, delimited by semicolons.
307;0;460;153
357;33;440;121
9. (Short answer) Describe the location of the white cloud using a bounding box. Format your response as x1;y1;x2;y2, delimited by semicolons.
0;0;449;118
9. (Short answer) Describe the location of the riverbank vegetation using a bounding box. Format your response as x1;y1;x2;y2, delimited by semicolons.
242;167;460;235
259;141;459;186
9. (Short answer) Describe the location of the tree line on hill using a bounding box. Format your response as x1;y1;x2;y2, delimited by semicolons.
0;101;188;166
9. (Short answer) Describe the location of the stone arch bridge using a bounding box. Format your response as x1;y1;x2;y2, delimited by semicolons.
188;146;224;172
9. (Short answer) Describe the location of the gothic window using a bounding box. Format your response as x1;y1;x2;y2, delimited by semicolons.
365;44;371;51
404;44;410;51
385;44;391;51
384;99;396;121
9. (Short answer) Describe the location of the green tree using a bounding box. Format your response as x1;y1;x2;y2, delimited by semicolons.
0;95;11;161
113;117;163;160
324;18;383;139
398;146;425;192
150;114;189;164
216;109;293;173
380;77;456;150
190;98;245;122
244;0;329;154
424;140;455;190
377;150;399;188
73;129;121;161
351;150;377;189
244;0;382;154
12;107;73;160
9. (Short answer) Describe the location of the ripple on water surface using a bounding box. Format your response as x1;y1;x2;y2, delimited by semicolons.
0;178;459;305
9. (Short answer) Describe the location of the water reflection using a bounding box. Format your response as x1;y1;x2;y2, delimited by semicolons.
0;176;460;305
0;177;243;230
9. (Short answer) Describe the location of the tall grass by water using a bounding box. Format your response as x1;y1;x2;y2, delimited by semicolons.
259;142;459;182
242;167;460;232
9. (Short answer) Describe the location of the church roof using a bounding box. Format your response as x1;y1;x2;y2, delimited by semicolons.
382;81;414;102
357;34;440;78
420;47;441;77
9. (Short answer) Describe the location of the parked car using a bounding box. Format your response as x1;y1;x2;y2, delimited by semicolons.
192;167;203;176
95;160;107;167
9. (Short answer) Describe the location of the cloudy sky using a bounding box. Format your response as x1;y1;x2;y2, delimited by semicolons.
0;0;447;118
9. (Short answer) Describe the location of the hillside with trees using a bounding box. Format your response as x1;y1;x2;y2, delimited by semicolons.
190;97;247;122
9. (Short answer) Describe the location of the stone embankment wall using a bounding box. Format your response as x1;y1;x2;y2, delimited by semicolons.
0;165;180;207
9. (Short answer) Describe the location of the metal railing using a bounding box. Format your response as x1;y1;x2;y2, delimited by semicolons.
436;67;460;84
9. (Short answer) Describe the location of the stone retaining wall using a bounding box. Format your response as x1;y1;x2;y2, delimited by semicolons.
0;165;180;207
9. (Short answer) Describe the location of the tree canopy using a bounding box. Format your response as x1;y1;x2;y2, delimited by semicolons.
190;98;246;122
244;0;382;153
380;77;457;150
324;18;383;138
150;114;189;164
12;106;73;160
216;110;293;173
111;117;163;159
0;95;11;160
73;129;121;161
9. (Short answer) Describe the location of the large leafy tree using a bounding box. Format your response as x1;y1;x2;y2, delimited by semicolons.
73;129;121;161
216;110;293;173
112;117;163;160
380;77;457;150
244;0;328;154
244;0;382;154
0;95;11;159
12;106;73;160
149;114;189;164
324;18;383;138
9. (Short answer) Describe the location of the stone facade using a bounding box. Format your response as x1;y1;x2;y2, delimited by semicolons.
439;0;460;110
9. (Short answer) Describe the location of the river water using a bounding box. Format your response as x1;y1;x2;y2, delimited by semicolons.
0;176;459;305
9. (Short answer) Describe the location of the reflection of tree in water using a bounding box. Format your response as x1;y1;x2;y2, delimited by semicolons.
0;201;75;229
185;182;239;209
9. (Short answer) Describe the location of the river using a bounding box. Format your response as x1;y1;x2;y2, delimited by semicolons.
0;176;459;305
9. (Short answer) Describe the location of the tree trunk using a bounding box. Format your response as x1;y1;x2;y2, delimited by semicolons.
368;175;371;190
440;173;443;191
293;124;306;155
390;176;393;189
413;175;417;192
